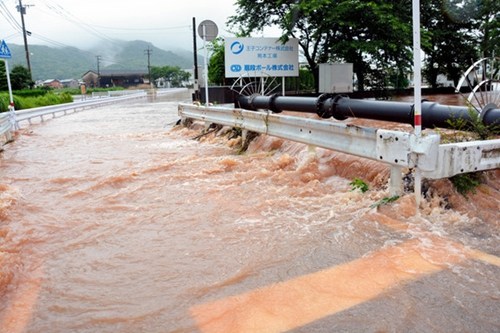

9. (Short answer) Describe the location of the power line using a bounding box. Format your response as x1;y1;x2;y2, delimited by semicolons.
91;24;191;32
2;32;22;41
37;0;119;46
30;32;72;48
0;1;23;31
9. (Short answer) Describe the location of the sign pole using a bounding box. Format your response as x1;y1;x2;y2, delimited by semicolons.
413;0;422;137
3;59;18;132
412;0;422;211
4;59;14;109
203;25;209;106
197;20;217;106
0;39;16;130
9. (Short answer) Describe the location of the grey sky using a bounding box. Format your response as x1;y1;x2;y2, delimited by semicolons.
0;0;280;51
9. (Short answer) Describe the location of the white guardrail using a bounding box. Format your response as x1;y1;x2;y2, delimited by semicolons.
0;110;14;143
0;88;188;145
0;91;147;143
178;103;500;195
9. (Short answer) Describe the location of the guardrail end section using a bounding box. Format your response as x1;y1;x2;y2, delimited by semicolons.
376;130;413;168
424;139;500;179
409;133;441;172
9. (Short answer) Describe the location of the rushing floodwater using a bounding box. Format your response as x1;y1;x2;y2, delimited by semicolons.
0;90;499;332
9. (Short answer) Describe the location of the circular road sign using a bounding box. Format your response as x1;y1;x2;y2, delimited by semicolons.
198;20;218;41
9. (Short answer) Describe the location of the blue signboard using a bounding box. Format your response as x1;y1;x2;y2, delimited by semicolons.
225;37;299;78
0;40;12;59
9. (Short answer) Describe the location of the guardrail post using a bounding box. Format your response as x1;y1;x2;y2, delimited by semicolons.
242;129;248;144
4;128;12;142
389;166;404;196
8;107;18;131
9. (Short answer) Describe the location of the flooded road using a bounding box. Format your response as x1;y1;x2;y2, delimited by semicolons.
0;89;499;332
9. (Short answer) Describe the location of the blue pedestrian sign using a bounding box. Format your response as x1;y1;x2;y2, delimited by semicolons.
0;40;12;59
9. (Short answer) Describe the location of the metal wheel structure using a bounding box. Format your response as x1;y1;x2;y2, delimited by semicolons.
230;72;282;97
456;57;500;113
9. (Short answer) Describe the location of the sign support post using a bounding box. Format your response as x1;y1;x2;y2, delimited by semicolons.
203;25;209;105
0;40;17;130
412;0;422;211
4;59;14;111
197;20;218;106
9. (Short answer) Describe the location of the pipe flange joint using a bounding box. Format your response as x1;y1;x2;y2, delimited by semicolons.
331;94;348;120
480;103;498;124
248;93;260;111
316;93;334;118
268;93;282;113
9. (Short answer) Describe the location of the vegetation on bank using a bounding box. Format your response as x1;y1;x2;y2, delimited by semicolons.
0;90;73;112
61;86;126;96
0;63;72;111
439;107;500;196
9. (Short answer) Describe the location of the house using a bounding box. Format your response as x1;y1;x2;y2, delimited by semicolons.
81;69;147;88
99;70;147;88
42;79;63;89
81;70;99;88
60;79;80;89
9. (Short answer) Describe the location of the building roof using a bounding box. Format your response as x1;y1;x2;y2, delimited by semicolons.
82;69;148;77
100;70;147;76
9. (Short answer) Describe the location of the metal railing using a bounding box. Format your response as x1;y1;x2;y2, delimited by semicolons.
0;111;14;143
0;91;148;144
0;88;190;146
15;92;147;125
178;103;500;195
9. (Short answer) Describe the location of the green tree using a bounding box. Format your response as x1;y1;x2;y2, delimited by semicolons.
229;0;413;92
0;61;7;91
1;63;34;91
208;37;227;86
10;65;33;90
326;0;413;92
150;65;190;87
475;0;499;58
421;0;481;88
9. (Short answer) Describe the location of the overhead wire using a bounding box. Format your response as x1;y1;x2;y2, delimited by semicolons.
91;24;191;32
35;0;192;42
0;1;23;32
3;0;193;48
37;0;119;45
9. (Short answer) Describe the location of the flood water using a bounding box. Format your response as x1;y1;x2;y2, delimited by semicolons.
0;89;499;332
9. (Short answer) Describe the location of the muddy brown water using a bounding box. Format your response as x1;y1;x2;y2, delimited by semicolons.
0;90;498;332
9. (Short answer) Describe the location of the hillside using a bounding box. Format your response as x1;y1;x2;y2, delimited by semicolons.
6;41;196;81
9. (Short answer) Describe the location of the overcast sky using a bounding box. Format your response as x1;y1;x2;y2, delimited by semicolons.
0;0;280;51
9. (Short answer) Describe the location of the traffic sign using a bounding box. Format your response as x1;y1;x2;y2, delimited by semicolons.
0;40;12;59
197;20;218;42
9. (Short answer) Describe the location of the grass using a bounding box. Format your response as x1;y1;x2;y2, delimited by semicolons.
349;178;369;193
0;92;73;112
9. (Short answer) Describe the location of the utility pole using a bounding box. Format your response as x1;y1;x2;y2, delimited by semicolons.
192;17;199;101
17;0;32;81
96;55;101;87
145;47;152;87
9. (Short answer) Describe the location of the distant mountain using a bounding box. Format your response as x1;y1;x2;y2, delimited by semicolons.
6;40;196;81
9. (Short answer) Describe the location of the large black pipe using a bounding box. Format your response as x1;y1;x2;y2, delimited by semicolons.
236;94;500;130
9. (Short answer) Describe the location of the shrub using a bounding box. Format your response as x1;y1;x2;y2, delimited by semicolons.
450;172;482;196
0;92;73;111
12;89;48;98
